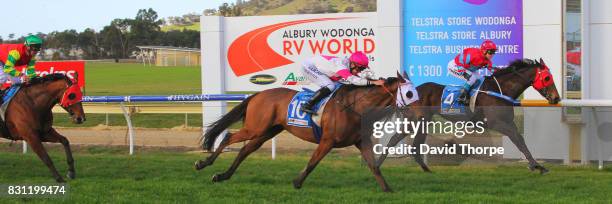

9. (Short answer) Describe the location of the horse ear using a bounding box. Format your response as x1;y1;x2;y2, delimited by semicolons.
402;70;410;81
396;71;406;83
539;58;545;66
73;72;79;84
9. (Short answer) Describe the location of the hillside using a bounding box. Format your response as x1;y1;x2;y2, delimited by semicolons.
162;0;375;31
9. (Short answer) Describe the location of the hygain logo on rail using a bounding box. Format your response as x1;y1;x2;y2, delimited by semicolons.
227;17;376;77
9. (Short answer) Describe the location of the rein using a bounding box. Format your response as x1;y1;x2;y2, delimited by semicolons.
478;65;537;106
335;81;397;117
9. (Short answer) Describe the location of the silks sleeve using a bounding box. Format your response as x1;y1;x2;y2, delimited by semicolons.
3;50;22;77
25;59;37;78
336;69;370;86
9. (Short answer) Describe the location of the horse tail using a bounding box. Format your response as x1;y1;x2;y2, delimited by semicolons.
201;93;258;151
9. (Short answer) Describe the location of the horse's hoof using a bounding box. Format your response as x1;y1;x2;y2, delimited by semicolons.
56;177;66;183
212;174;226;182
292;179;302;189
528;165;536;172
383;188;394;193
67;171;76;179
540;167;550;175
194;161;204;170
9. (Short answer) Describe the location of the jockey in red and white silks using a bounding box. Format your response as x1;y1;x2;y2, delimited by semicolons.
447;40;498;104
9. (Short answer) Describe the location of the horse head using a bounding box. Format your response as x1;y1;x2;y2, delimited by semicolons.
496;58;561;104
394;71;419;107
59;73;86;124
533;58;561;104
30;73;86;124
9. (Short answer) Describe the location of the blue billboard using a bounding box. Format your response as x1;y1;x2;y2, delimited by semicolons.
403;0;523;86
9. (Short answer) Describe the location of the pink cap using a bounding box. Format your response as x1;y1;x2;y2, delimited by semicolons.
349;51;369;67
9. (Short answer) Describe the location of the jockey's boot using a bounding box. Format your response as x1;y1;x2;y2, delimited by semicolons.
456;83;472;105
456;88;469;105
0;88;6;105
301;87;332;115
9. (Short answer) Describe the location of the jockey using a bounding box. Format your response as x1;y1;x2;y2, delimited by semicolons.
300;51;385;114
0;35;42;88
448;40;498;104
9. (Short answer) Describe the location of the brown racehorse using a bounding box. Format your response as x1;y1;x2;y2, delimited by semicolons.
0;73;85;182
378;59;561;174
195;73;417;192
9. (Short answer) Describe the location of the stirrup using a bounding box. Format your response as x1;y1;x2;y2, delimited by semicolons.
457;97;469;105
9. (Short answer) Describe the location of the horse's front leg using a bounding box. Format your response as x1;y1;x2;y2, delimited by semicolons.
42;128;76;179
20;129;65;182
490;120;548;174
375;133;406;167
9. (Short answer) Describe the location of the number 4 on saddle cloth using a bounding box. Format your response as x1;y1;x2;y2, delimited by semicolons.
441;79;484;115
441;76;521;115
0;85;21;121
287;83;343;143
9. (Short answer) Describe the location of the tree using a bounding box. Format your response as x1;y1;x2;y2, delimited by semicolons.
101;18;130;59
78;28;101;59
203;8;217;16
130;8;163;47
46;30;78;59
219;3;231;16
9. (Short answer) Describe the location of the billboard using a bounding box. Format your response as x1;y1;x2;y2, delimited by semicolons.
222;13;377;91
11;61;85;88
403;0;523;86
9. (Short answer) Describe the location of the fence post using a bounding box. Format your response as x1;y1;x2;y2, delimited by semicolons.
22;141;27;154
271;138;276;160
201;15;228;151
120;103;135;155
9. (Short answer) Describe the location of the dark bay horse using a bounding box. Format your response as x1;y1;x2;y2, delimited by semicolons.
0;73;85;182
379;59;561;174
195;73;416;192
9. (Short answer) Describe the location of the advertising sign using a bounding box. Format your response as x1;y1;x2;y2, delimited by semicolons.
223;13;377;91
11;61;85;88
403;0;523;86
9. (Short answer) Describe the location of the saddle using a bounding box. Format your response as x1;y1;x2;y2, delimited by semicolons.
286;83;342;143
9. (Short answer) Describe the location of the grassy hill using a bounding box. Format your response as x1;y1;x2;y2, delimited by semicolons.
162;0;375;31
257;0;373;15
161;22;200;32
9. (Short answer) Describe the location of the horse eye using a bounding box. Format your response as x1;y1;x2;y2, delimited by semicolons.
68;93;76;100
406;91;413;99
544;76;550;82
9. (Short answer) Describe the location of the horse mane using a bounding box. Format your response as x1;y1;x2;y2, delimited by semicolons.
492;58;539;77
26;73;72;87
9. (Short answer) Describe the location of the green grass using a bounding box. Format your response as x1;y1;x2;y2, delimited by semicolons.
0;146;610;203
50;62;247;128
53;113;203;128
161;22;200;32
259;0;368;15
83;62;201;96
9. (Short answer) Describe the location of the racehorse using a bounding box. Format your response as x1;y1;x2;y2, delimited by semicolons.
195;72;417;192
378;58;560;174
0;73;85;182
